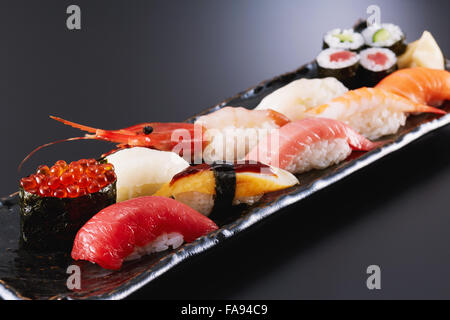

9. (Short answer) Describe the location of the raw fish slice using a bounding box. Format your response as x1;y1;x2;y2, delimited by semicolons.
376;67;450;106
195;107;290;162
246;118;380;174
196;106;290;129
306;87;445;140
71;196;218;270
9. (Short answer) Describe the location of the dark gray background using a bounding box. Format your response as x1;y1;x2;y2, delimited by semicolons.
1;0;449;299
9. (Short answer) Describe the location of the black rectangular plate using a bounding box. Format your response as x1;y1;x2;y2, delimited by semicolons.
1;59;449;300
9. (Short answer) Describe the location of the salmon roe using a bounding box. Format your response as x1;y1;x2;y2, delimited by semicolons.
20;158;116;198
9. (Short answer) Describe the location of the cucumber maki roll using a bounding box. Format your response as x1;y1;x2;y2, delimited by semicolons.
323;28;365;52
19;158;117;251
316;48;360;89
362;23;407;56
358;48;398;87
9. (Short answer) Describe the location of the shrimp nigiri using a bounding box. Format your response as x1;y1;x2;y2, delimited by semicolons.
195;107;290;163
21;107;289;168
376;67;450;107
246;118;379;174
306;87;445;140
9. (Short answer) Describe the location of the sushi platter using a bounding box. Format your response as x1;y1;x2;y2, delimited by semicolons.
0;20;449;299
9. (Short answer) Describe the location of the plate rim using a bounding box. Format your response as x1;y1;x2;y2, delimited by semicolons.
1;59;449;300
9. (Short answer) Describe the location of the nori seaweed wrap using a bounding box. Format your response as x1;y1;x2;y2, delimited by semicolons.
19;183;116;250
362;23;407;56
322;29;365;52
19;158;117;251
358;48;398;87
316;48;360;89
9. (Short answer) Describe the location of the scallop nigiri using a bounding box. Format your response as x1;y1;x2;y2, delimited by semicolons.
155;162;298;218
195;107;290;163
376;67;450;107
71;196;218;270
306;87;445;140
246;118;379;174
255;77;348;120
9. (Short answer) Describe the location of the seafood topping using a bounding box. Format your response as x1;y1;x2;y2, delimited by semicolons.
170;161;275;186
367;52;389;66
329;50;355;62
20;159;116;198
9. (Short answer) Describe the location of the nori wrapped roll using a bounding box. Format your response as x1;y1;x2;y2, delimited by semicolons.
19;158;117;251
362;23;407;56
316;48;360;89
358;48;398;87
322;28;365;52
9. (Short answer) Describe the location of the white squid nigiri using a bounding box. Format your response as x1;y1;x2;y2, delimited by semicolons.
195;106;290;162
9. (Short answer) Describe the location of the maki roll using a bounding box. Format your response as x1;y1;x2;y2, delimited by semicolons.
323;28;365;52
358;48;397;87
316;48;360;89
19;158;117;251
362;23;407;56
155;162;298;224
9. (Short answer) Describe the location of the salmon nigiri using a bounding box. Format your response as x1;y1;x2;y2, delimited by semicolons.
71;196;218;270
246;118;380;174
376;67;450;106
306;87;445;140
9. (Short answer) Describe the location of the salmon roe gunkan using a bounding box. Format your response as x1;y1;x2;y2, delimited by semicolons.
20;159;116;198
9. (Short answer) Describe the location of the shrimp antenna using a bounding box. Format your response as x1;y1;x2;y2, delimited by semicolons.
18;137;91;172
50;115;99;133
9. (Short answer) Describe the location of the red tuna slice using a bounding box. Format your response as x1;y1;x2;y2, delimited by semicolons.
71;196;218;270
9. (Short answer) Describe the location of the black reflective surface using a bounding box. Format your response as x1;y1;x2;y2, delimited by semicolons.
1;0;450;300
1;58;449;299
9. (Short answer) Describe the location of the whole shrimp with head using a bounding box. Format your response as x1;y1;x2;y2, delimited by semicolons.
20;107;290;168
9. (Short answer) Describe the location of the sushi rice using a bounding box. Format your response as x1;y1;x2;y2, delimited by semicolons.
202;126;274;163
362;23;404;48
323;28;365;51
284;139;352;173
125;232;184;261
360;48;397;72
316;48;360;70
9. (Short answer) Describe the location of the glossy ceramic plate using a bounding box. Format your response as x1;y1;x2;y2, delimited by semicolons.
1;58;449;300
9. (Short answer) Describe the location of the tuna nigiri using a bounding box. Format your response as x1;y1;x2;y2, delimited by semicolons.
306;87;445;140
376;67;450;107
155;162;299;218
246;118;380;174
71;196;218;270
